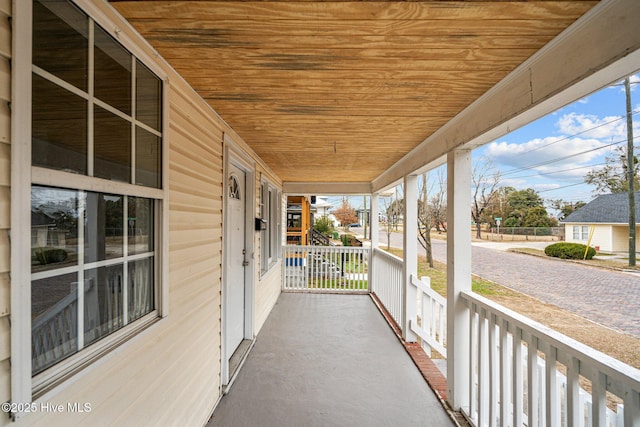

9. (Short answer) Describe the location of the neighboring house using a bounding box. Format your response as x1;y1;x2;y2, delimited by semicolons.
563;192;640;252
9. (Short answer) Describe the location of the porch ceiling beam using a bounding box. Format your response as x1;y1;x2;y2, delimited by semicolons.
282;181;372;195
372;0;640;193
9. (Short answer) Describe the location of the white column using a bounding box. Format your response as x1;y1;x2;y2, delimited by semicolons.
446;149;472;411
403;175;418;342
371;193;379;249
369;193;379;294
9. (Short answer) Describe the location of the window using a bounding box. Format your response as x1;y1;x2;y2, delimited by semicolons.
573;225;589;240
260;181;281;274
26;0;165;389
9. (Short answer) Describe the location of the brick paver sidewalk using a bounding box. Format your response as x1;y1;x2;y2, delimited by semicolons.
431;240;640;338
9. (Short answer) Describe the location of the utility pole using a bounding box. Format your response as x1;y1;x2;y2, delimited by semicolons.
625;77;636;266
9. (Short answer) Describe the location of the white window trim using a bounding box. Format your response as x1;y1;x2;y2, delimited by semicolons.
11;0;170;411
260;178;282;276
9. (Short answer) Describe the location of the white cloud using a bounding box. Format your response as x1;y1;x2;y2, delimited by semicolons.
555;113;626;139
486;136;605;169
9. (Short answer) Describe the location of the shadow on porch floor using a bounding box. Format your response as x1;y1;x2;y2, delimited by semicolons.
207;293;455;426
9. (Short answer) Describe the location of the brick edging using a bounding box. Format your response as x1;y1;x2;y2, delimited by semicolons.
368;293;452;417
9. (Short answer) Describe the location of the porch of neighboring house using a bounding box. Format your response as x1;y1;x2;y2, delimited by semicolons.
207;292;455;427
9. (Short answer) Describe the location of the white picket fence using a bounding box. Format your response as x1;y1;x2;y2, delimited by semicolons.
370;248;404;328
282;245;369;292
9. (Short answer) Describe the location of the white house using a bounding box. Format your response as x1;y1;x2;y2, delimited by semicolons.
563;191;640;253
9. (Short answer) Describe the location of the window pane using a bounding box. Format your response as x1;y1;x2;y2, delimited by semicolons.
31;186;79;273
33;0;88;91
32;273;78;375
84;265;124;346
136;60;162;131
94;26;131;114
128;197;154;255
32;74;88;174
94;106;131;183
85;193;123;263
136;127;161;188
128;258;154;323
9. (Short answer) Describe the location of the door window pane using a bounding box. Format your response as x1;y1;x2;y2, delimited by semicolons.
128;258;154;323
31;186;79;273
85;193;123;263
136;60;162;131
32;273;78;375
128;197;154;255
84;265;124;346
32;74;88;174
33;0;88;91
94;106;131;183
94;26;132;114
136;127;161;188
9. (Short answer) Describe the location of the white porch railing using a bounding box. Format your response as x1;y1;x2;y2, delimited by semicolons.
461;290;639;427
409;274;447;358
370;248;404;328
283;245;369;292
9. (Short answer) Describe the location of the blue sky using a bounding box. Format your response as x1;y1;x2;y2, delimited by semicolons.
322;74;640;213
476;74;640;207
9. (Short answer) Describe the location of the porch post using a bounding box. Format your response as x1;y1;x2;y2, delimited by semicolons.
403;175;418;342
446;149;472;412
369;193;379;293
371;193;379;249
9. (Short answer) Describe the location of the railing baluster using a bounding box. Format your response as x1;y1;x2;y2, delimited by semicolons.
513;327;523;427
591;371;607;427
500;319;510;427
567;355;580;427
489;313;499;426
545;344;559;427
470;306;478;423
527;334;539;427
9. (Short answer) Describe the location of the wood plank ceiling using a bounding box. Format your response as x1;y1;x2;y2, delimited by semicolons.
110;1;599;184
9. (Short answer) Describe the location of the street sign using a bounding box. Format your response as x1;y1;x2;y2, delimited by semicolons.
494;217;502;221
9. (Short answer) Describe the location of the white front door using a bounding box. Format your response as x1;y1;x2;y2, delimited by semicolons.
226;163;246;354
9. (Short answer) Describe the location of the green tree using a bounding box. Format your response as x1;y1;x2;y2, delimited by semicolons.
313;215;334;235
503;188;549;227
549;199;586;221
584;146;640;195
523;206;553;227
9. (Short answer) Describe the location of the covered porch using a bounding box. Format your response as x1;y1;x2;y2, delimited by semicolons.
207;293;455;426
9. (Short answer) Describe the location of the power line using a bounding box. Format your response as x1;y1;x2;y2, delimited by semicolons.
507;162;608;179
500;136;635;177
537;181;589;193
514;109;640;156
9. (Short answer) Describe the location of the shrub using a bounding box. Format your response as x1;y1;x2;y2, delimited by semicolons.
544;242;596;260
313;215;334;236
35;248;68;265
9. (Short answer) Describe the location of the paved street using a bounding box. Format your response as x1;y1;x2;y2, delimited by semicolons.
377;230;640;339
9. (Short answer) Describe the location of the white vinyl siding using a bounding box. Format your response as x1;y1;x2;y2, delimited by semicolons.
3;0;282;425
0;0;10;408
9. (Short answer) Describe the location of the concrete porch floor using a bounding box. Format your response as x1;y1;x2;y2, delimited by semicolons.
207;293;455;427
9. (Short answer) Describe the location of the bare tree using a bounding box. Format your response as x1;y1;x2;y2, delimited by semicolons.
382;189;403;250
418;170;447;267
471;157;501;239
